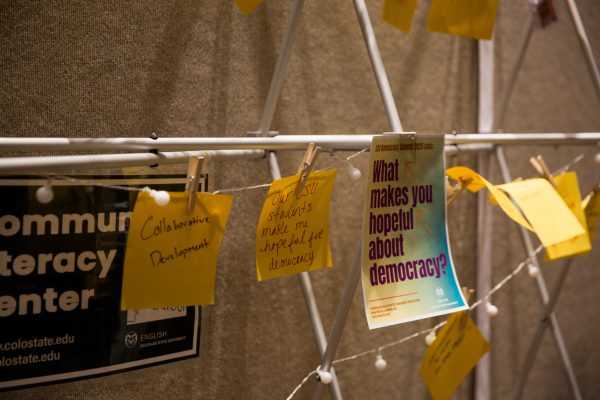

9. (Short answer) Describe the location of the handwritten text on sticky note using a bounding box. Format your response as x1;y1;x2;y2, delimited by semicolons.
256;169;337;281
121;191;233;309
420;312;491;400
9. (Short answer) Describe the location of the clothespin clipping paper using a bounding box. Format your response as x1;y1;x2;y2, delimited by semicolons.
583;182;600;242
121;158;233;310
186;156;204;213
419;288;490;400
255;144;337;281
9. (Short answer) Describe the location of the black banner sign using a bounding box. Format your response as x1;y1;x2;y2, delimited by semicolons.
0;176;203;390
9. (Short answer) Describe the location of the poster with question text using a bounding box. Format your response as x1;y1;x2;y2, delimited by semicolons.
361;134;467;329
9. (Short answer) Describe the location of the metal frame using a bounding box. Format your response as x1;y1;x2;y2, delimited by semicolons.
478;0;600;398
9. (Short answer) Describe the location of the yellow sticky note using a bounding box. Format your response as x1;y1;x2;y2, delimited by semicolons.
583;188;600;242
256;169;337;281
235;0;263;15
420;312;491;400
427;0;499;40
121;191;233;309
498;179;586;248
446;166;534;231
382;0;418;34
544;172;591;260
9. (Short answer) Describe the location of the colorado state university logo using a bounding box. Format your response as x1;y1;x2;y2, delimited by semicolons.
124;331;138;348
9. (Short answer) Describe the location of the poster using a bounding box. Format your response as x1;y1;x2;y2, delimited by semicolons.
0;176;202;390
361;134;467;329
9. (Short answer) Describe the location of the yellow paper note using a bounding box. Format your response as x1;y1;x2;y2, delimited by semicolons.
235;0;263;15
420;312;491;400
498;179;585;248
256;169;337;281
382;0;418;34
446;166;534;231
121;191;233;309
583;187;600;242
544;172;591;260
427;0;499;40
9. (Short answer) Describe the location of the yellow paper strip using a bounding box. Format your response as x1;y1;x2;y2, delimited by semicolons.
121;191;233;309
420;311;491;400
382;0;418;34
446;166;534;231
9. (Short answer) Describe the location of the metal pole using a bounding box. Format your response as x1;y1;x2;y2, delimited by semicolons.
564;0;600;104
475;37;495;400
0;149;266;174
495;147;583;400
313;0;404;398
255;1;343;398
493;17;533;131
511;259;576;400
312;244;362;400
351;0;403;132
267;154;344;400
1;133;599;152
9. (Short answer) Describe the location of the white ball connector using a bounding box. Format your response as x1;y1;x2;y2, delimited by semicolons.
425;331;437;346
595;153;600;164
527;264;540;278
374;354;387;371
36;184;54;204
348;165;362;181
316;370;333;384
486;302;499;317
152;190;171;206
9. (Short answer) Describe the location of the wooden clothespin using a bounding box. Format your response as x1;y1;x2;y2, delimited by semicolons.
446;178;472;207
529;155;557;188
459;287;474;327
186;156;204;213
295;143;321;195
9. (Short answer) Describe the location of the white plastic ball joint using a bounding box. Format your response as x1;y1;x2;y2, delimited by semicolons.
374;354;387;371
425;331;437;346
595;152;600;164
316;370;333;385
348;165;362;181
486;302;499;317
36;184;54;204
528;263;540;278
152;190;171;206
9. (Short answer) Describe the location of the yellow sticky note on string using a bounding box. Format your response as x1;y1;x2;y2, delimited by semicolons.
583;187;600;242
256;169;337;281
498;179;586;248
382;0;418;34
235;0;263;15
420;312;491;400
446;167;534;231
544;172;591;260
121;191;233;309
427;0;499;40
